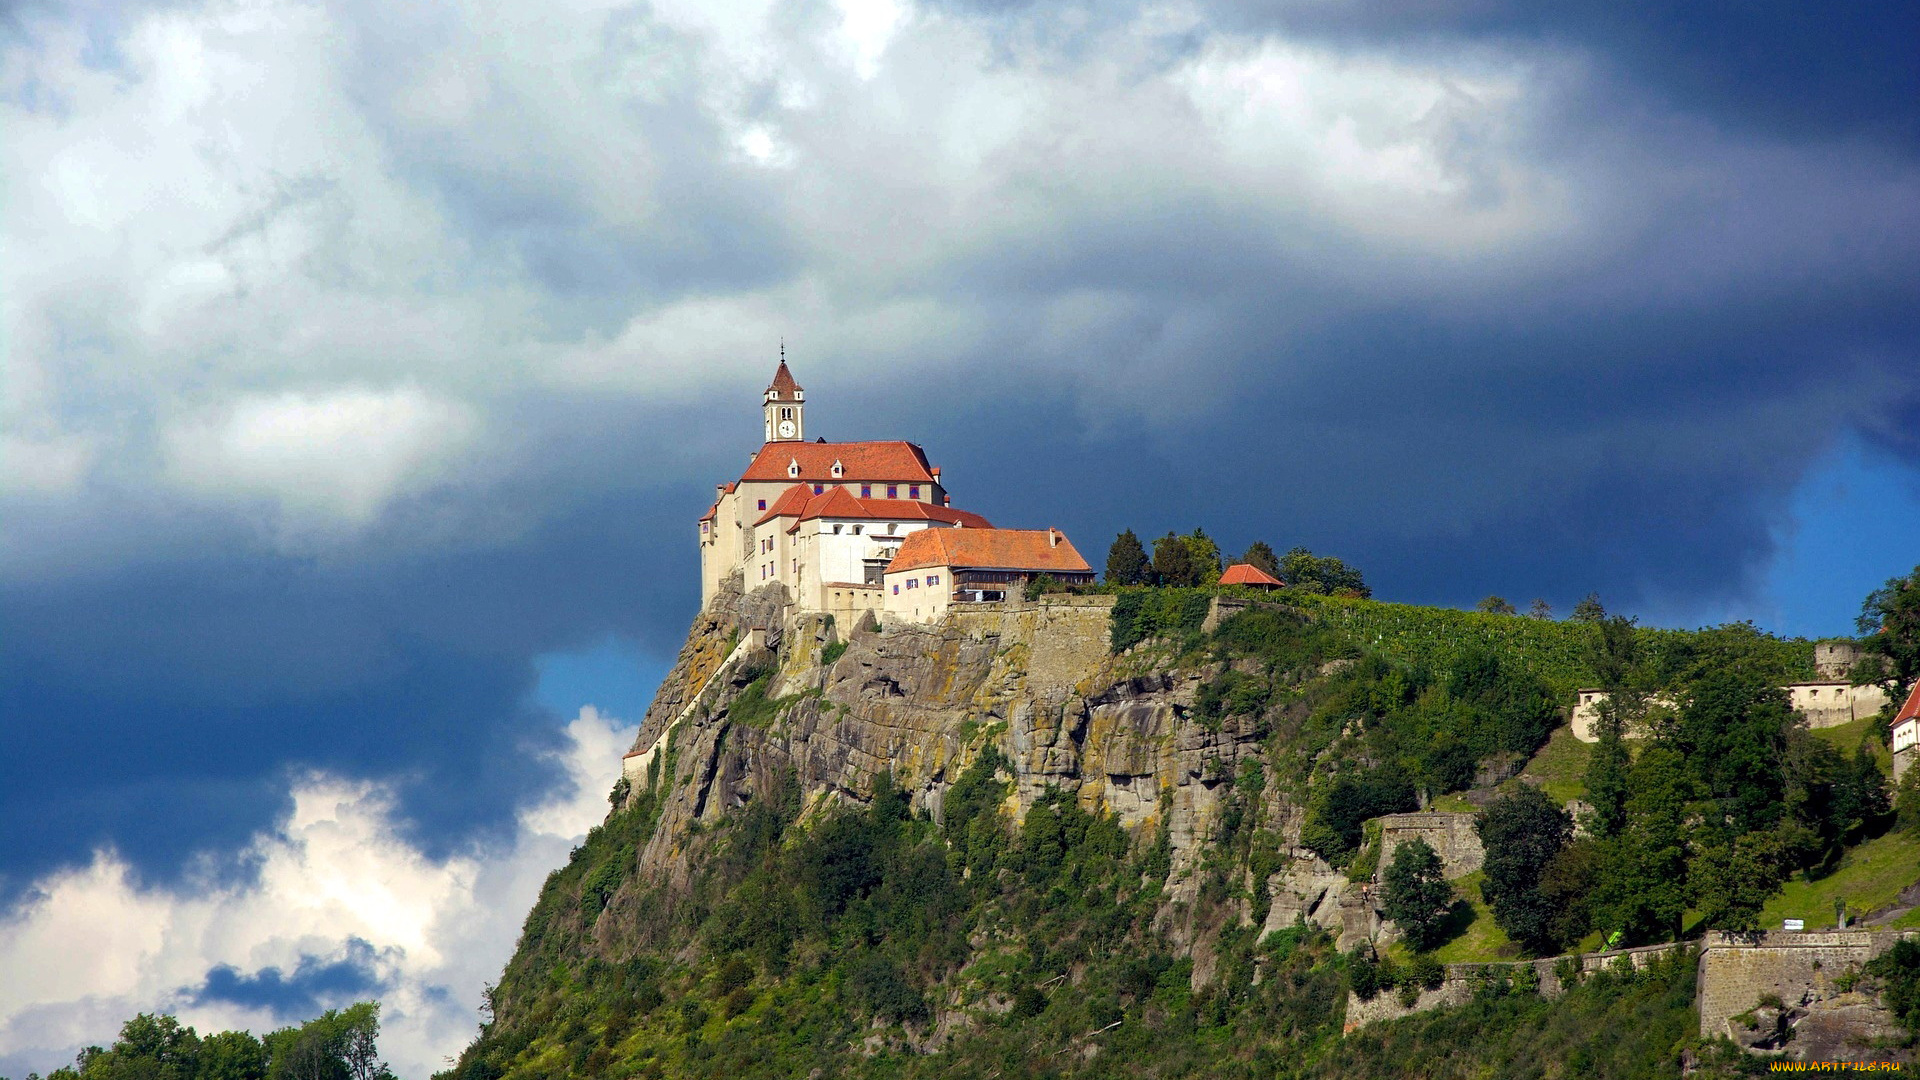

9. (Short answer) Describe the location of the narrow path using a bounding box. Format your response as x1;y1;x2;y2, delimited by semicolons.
621;635;754;787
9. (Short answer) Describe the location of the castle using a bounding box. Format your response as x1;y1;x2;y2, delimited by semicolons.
697;357;1093;626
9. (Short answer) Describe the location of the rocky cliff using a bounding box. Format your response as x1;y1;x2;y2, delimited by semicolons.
450;582;1919;1080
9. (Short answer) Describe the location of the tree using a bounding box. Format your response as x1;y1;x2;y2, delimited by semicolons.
1381;838;1453;951
1583;702;1632;839
1829;745;1890;844
1528;598;1553;620
1689;831;1783;932
1590;746;1693;944
266;1004;391;1080
1896;765;1920;835
1181;529;1223;584
1587;614;1639;690
1151;532;1203;587
1279;547;1370;598
1242;541;1282;579
1571;592;1607;623
1475;785;1571;955
1105;530;1149;586
1476;596;1516;615
1858;565;1920;723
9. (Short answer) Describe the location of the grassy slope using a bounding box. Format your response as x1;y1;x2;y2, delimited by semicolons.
1425;872;1520;964
1755;829;1920;929
1520;725;1593;806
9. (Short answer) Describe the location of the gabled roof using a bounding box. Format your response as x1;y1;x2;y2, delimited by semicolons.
767;360;802;400
752;483;994;531
754;483;819;525
885;527;1093;575
740;441;937;484
1219;563;1284;587
1896;679;1920;727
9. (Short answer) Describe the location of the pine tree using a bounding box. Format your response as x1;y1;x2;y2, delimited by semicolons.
1151;533;1201;587
1104;530;1149;585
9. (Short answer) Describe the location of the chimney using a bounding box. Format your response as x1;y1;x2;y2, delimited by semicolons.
1049;527;1061;548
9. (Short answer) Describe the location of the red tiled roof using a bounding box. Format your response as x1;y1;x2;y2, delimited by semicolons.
754;483;818;525
1897;679;1920;726
740;441;937;484
699;503;718;522
885;527;1092;575
1219;563;1285;587
752;483;994;530
767;361;802;400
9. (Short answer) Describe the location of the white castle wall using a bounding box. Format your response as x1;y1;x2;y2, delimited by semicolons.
1570;683;1888;743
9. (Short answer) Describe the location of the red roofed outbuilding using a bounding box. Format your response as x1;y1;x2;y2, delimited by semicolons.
1893;680;1920;782
1219;563;1285;589
882;527;1094;622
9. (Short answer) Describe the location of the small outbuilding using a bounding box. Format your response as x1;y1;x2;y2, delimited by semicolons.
1218;563;1285;590
1894;679;1920;783
882;526;1094;622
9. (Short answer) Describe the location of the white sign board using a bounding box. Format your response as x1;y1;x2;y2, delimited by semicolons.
1784;919;1805;931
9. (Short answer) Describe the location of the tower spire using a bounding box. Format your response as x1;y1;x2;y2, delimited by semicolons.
764;342;804;441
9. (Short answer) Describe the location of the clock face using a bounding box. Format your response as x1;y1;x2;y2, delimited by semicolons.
778;419;796;438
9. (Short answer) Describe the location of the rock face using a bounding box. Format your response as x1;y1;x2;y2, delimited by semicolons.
613;588;1285;951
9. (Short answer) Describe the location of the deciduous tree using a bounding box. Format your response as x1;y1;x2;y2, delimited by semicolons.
1381;837;1453;951
1475;785;1571;955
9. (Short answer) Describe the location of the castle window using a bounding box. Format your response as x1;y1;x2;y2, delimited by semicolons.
928;574;940;585
887;485;898;498
832;460;844;478
813;484;824;494
833;524;843;534
907;578;917;589
758;499;767;511
893;584;900;595
780;407;792;420
852;525;863;534
861;484;871;497
909;484;921;499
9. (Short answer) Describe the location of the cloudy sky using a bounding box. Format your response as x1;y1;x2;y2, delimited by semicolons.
2;0;1917;1074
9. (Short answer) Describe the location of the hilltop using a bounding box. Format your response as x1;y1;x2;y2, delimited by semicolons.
438;576;1920;1079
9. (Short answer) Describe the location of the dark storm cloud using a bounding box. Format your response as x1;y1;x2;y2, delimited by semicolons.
2;0;1917;919
0;451;705;893
188;939;390;1016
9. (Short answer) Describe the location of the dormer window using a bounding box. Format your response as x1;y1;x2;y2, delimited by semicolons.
788;459;800;478
831;459;844;478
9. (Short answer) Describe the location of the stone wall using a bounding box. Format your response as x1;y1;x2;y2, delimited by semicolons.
1375;812;1484;881
1342;930;1919;1064
1696;929;1918;1055
1571;684;1885;742
1343;943;1685;1030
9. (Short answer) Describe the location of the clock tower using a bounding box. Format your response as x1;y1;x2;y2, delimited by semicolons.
763;347;804;442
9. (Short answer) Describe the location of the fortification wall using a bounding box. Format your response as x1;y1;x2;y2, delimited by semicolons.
1696;930;1917;1046
1343;943;1685;1030
1375;812;1483;880
1571;684;1885;742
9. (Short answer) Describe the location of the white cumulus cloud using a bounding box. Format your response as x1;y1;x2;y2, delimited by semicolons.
0;708;635;1080
162;387;480;537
